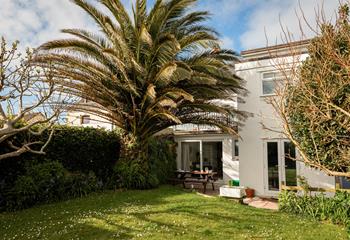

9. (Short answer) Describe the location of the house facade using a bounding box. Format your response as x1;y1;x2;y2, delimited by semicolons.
173;41;338;196
65;101;115;131
236;41;335;197
66;41;345;197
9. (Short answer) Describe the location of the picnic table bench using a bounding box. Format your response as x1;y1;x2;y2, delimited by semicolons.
169;170;217;193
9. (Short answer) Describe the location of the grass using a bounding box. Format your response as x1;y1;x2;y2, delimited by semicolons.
0;186;348;240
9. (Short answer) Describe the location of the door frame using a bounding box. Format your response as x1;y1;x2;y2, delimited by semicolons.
263;139;297;196
178;138;224;172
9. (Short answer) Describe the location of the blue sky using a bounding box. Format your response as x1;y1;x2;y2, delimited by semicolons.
0;0;340;53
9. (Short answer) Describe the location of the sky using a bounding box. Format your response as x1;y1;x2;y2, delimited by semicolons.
0;0;342;54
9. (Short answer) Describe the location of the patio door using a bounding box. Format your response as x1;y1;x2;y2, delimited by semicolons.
181;141;201;171
180;140;223;176
264;140;297;195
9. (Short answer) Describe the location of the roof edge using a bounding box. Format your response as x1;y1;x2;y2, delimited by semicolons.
241;39;311;58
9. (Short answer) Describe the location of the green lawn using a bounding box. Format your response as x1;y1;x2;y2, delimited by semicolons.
0;186;348;240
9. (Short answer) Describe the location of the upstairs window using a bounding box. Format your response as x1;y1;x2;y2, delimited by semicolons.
81;115;91;124
261;71;285;96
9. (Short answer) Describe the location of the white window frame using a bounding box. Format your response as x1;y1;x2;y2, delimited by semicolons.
178;138;224;172
263;139;299;196
81;115;91;124
261;71;287;96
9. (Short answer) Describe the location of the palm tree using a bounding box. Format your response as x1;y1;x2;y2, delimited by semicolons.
34;0;246;187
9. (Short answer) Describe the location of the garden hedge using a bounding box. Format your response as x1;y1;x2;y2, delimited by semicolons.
0;125;177;211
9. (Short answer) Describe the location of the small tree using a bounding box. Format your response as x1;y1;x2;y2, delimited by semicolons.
270;5;350;177
0;38;62;160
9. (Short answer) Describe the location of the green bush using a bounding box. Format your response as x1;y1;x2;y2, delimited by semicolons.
115;136;177;189
4;161;66;210
115;160;159;189
42;126;120;184
64;171;100;198
0;126;177;210
279;190;350;228
149;137;177;184
2;161;101;211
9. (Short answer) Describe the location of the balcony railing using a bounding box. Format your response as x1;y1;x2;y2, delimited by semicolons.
173;112;237;132
173;123;220;132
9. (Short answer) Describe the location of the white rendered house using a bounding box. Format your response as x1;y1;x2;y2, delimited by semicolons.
66;100;115;131
174;40;339;196
67;40;345;196
236;41;336;197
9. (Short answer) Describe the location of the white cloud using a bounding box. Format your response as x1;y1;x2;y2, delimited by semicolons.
239;0;340;49
220;36;235;49
0;0;100;51
0;0;344;54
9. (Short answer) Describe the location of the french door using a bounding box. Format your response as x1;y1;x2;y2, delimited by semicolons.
180;140;223;177
264;140;297;195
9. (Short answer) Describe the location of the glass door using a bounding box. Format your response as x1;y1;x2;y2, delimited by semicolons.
266;141;280;191
181;141;200;171
282;141;297;186
265;140;297;194
202;142;223;178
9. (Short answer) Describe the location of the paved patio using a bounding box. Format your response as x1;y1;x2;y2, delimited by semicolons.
243;197;279;210
181;183;279;210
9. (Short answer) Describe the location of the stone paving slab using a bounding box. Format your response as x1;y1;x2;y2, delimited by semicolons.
243;197;279;210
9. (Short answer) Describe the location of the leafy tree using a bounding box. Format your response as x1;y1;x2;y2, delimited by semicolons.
272;5;350;177
34;0;246;187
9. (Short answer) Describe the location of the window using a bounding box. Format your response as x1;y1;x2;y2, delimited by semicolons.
81;115;91;124
234;139;239;157
261;71;286;96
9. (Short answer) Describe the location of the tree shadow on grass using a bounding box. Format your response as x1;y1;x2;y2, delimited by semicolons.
1;186;346;240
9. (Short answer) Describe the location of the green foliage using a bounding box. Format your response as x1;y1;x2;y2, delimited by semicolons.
43;125;120;183
115;136;177;189
279;190;350;229
287;5;350;173
0;125;120;211
0;125;177;209
115;160;159;189
2;161;101;211
149;137;177;184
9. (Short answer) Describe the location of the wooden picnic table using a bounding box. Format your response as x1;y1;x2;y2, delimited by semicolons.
183;171;218;193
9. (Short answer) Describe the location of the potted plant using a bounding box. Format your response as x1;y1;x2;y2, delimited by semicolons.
245;187;255;198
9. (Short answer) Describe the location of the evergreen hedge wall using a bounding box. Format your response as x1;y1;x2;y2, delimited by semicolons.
0;126;177;211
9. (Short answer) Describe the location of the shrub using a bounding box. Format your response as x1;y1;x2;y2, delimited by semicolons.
42;126;121;184
3;161;66;210
0;125;121;188
115;160;159;189
115;136;177;189
149;137;177;184
2;161;101;211
0;126;177;210
64;171;101;198
279;190;350;228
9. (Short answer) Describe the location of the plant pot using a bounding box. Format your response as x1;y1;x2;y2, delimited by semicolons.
245;188;255;198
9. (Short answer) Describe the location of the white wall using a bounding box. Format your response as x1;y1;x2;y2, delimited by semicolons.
66;110;114;131
297;162;335;189
236;55;335;196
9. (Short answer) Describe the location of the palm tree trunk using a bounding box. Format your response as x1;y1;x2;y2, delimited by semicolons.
117;133;158;189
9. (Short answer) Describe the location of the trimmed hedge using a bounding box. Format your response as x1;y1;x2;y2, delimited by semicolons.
42;126;121;183
0;126;177;211
0;126;120;210
0;126;120;185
